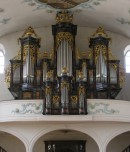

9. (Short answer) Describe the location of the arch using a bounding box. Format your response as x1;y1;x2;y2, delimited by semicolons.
124;45;130;73
103;126;130;152
0;126;29;152
29;125;103;152
0;43;5;74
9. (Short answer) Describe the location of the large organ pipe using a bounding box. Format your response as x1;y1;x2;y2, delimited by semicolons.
23;48;34;84
82;62;87;81
96;48;107;83
43;61;47;82
57;39;72;76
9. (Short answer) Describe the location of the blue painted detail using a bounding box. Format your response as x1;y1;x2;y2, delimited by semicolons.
116;18;130;25
88;102;119;114
12;103;43;114
12;102;119;115
0;18;11;24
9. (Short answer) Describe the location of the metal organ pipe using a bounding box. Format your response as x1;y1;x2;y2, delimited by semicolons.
23;48;34;84
82;62;87;81
43;62;47;82
57;39;72;76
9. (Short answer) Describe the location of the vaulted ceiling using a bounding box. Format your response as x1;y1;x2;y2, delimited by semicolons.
0;0;130;38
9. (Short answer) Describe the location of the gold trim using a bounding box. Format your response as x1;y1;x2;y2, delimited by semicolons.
61;81;69;89
76;50;87;59
46;71;53;79
88;45;125;87
21;26;39;38
45;86;51;94
56;11;73;23
5;65;11;87
53;95;60;105
79;86;85;95
91;26;111;39
71;95;77;103
62;67;68;74
78;71;83;79
38;50;54;60
18;26;41;45
56;32;73;49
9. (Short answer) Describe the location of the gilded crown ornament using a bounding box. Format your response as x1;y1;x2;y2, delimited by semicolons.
56;11;73;23
18;26;41;45
22;26;38;37
91;26;110;38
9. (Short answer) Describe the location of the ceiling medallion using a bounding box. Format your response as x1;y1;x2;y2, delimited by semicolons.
37;0;90;9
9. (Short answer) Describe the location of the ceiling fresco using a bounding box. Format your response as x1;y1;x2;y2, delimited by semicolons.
0;7;11;25
0;0;130;38
22;0;106;11
116;18;130;25
36;0;90;9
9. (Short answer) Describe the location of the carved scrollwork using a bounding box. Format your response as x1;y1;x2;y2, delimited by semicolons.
56;32;73;49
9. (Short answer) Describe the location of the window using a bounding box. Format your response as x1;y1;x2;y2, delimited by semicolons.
0;51;4;73
124;45;130;73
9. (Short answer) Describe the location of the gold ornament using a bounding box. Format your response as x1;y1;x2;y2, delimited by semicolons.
56;32;73;49
62;67;68;74
56;11;73;24
91;26;110;39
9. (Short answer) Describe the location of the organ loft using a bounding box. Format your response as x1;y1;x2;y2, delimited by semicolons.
5;11;124;115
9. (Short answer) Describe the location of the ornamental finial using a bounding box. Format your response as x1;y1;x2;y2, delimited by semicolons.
21;26;39;38
91;26;110;38
56;10;73;24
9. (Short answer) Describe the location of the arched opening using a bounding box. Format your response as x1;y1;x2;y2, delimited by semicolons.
124;45;130;73
106;131;130;152
33;129;99;152
0;51;4;74
0;131;26;152
0;44;5;74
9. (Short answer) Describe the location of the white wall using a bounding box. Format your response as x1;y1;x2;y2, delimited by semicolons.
0;26;130;101
0;73;14;101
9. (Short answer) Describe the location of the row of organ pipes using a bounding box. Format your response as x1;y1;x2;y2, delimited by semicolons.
7;11;123;115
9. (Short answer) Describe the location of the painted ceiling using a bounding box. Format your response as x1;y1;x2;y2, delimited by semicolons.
0;0;130;38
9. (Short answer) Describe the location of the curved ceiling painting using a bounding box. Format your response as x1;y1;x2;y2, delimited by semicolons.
36;0;90;9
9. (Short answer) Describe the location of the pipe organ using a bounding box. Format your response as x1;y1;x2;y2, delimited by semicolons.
5;11;124;115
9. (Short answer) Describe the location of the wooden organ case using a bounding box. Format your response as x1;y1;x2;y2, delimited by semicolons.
6;11;124;115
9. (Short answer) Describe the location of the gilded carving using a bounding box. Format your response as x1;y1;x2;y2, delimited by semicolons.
45;86;51;94
88;26;125;87
62;67;68;74
46;71;53;79
5;65;11;87
20;26;39;38
56;10;73;23
61;81;69;89
56;32;73;49
71;95;77;103
53;95;60;106
91;26;111;39
79;86;85;95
